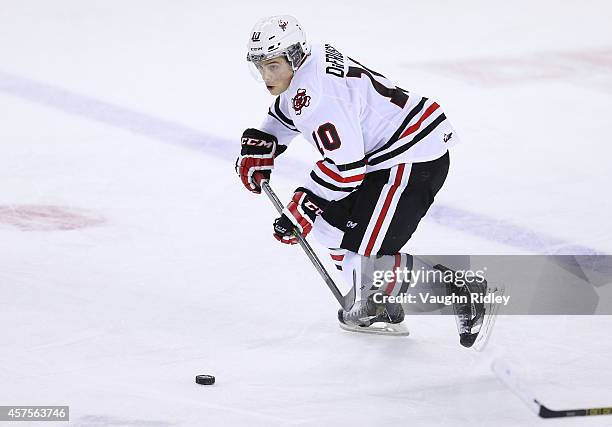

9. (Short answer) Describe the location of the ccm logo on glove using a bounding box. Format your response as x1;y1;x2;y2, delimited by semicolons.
241;137;275;149
273;188;329;245
236;128;278;194
303;200;324;215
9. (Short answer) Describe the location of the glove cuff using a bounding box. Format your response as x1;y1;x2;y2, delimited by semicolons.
294;187;329;212
241;128;278;156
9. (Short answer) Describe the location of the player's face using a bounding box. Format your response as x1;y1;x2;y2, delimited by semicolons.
255;57;294;95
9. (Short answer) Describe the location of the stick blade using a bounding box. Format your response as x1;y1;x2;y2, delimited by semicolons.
491;358;541;415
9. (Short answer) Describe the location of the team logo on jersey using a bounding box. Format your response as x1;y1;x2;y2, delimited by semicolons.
444;132;453;143
292;88;311;115
278;20;288;31
346;221;358;229
251;32;261;42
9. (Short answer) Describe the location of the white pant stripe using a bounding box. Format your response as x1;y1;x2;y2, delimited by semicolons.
369;164;411;254
357;164;411;256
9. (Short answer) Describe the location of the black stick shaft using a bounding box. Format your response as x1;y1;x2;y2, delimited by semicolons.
539;405;612;418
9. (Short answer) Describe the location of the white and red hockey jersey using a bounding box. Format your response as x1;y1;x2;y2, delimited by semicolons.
260;43;460;202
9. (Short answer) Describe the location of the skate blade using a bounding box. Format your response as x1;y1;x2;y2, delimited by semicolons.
338;321;410;336
472;285;505;352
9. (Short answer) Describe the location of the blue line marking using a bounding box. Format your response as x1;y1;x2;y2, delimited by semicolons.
0;71;604;255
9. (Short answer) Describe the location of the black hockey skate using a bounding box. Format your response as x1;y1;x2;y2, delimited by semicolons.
451;278;487;348
436;264;502;350
337;294;409;336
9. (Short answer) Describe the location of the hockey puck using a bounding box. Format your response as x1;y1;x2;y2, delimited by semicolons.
195;374;215;385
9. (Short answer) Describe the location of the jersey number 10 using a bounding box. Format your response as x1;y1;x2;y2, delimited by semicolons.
312;58;408;154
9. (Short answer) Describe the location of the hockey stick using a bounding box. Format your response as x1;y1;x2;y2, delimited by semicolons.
492;358;612;418
257;177;356;311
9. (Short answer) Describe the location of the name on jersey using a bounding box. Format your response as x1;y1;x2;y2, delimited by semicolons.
324;44;345;78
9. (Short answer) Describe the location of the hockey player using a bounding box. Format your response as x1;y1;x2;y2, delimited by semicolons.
237;16;487;345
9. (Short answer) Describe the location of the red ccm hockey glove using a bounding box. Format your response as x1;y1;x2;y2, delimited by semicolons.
236;128;278;194
273;188;329;245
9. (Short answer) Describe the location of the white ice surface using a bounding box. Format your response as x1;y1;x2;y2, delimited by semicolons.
1;1;612;426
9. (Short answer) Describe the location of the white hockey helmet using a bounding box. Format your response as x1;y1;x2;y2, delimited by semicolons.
246;15;310;71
